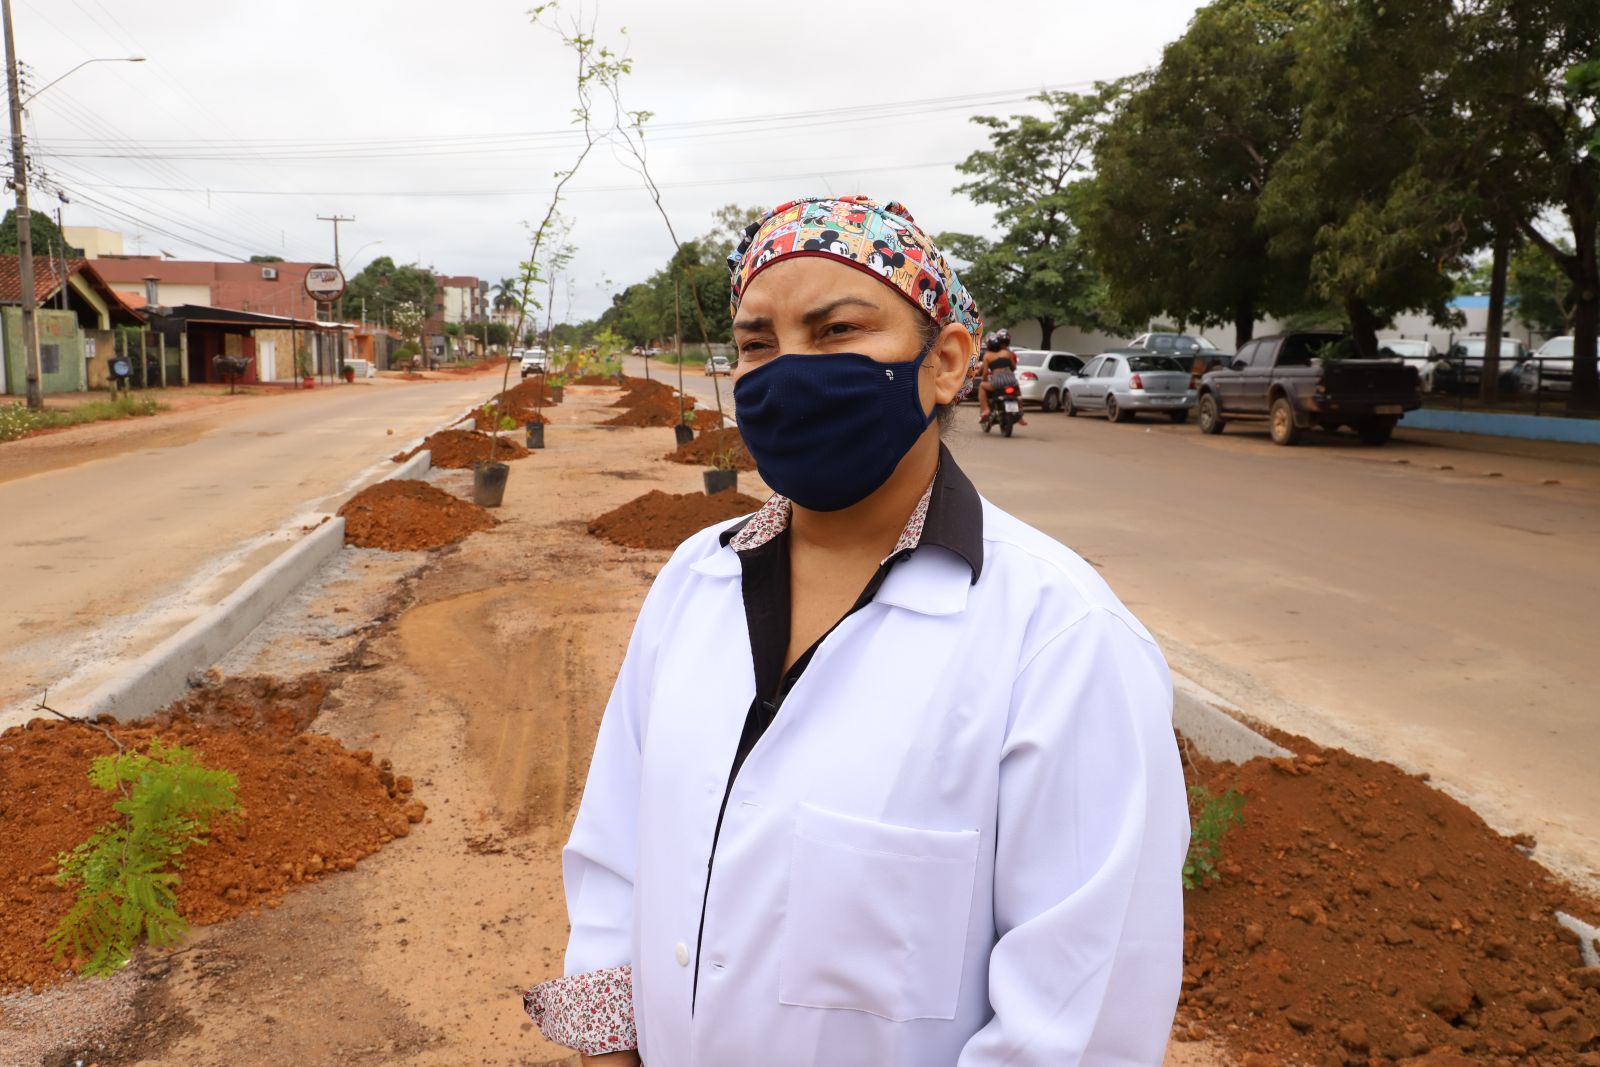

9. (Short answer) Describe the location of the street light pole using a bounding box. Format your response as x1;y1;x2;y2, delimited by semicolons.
2;11;143;411
3;0;42;409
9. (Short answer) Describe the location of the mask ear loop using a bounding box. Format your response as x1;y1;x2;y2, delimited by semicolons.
911;332;943;427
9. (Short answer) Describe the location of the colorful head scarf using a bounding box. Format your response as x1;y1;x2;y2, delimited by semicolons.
728;195;984;392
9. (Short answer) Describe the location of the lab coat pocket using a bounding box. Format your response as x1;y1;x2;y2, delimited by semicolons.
778;802;980;1022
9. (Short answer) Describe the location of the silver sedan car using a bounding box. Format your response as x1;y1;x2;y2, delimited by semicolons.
1064;353;1196;423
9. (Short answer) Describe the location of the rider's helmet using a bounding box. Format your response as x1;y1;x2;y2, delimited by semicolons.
995;327;1011;347
984;332;1003;353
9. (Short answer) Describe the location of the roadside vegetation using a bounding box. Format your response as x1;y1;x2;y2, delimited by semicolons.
0;395;163;443
49;738;240;978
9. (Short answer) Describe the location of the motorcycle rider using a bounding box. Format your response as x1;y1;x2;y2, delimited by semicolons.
978;331;1021;425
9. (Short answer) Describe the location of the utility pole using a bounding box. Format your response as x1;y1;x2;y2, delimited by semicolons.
4;0;42;410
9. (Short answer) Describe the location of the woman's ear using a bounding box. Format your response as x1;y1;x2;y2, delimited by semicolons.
928;322;975;407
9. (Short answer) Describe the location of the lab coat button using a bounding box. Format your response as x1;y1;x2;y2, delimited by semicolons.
674;941;689;967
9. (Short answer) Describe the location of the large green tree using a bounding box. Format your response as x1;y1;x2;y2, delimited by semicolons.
1463;0;1600;410
1259;0;1473;360
1083;0;1308;349
941;86;1125;347
341;256;438;326
0;210;82;259
1510;236;1577;334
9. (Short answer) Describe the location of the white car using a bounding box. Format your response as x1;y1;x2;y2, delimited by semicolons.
519;348;549;378
1377;338;1446;392
1519;335;1595;393
1011;348;1085;412
704;355;731;376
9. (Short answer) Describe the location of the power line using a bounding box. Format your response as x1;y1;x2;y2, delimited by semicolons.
47;158;967;199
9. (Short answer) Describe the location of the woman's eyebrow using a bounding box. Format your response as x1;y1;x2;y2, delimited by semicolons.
733;314;772;333
801;297;879;324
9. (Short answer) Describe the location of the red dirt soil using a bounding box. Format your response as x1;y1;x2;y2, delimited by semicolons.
1177;733;1600;1066
337;479;497;551
664;427;755;471
587;489;762;550
572;374;621;386
394;429;529;469
691;408;725;432
610;376;677;407
605;390;696;428
0;675;424;993
468;405;547;431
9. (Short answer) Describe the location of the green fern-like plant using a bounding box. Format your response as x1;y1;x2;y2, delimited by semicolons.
1182;783;1245;890
48;738;241;977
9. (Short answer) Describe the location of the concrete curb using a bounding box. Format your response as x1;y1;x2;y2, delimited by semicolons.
1400;407;1600;444
1171;672;1292;764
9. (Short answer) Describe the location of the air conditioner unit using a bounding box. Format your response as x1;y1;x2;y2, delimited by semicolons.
261;267;279;280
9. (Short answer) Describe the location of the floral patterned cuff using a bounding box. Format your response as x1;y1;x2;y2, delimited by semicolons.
522;964;637;1056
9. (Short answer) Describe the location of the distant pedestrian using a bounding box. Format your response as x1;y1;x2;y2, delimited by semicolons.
524;195;1188;1067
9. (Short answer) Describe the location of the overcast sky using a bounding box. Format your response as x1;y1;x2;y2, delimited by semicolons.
15;0;1208;321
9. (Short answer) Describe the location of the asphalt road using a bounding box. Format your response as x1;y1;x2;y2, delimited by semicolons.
0;372;508;726
640;356;1600;884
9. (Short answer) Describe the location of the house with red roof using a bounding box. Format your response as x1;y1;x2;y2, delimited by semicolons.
0;257;145;395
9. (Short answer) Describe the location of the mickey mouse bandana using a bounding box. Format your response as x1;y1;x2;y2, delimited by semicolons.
728;195;985;393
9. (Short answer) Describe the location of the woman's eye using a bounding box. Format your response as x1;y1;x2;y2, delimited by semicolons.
739;341;770;356
824;322;856;337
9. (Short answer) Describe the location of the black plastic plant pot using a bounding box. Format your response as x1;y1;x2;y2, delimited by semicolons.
674;423;694;447
473;461;510;508
526;421;545;449
549;385;565;404
704;469;737;496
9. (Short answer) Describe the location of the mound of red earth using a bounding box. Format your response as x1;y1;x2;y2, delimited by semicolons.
394;429;529;469
468;404;547;431
337;479;496;552
587;489;762;550
691;408;725;432
605;389;697;428
0;675;424;992
1177;731;1600;1066
610;376;677;407
664;427;756;471
572;374;622;386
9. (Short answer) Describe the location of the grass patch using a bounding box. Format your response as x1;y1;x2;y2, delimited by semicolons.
0;394;163;443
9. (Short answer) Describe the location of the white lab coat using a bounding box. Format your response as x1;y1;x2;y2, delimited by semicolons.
562;497;1189;1066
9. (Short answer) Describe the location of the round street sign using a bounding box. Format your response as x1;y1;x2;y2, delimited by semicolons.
304;265;347;304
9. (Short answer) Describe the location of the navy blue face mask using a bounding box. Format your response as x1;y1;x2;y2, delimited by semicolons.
733;339;939;512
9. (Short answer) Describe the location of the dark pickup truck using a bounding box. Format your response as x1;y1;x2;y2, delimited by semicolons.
1196;331;1422;445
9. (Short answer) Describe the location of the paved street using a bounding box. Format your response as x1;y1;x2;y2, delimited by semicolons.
0;372;508;726
644;357;1600;883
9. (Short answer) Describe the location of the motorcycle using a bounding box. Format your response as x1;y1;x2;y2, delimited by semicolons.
980;383;1023;437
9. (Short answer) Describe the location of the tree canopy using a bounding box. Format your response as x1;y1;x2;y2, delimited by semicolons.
341;256;438;325
1082;0;1307;348
938;87;1125;348
0;210;82;259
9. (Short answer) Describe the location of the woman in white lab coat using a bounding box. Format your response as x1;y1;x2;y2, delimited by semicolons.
524;195;1189;1066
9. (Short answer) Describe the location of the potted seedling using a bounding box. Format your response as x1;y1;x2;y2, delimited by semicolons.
526;418;545;449
703;446;739;496
341;364;356;384
474;406;517;507
674;406;695;448
547;373;567;404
